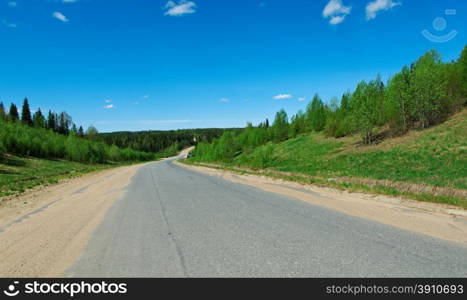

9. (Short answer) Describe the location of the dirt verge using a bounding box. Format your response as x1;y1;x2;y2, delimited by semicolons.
0;163;147;277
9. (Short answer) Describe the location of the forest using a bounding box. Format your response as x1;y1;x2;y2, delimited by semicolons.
0;98;237;164
0;99;155;163
191;46;467;163
99;128;239;154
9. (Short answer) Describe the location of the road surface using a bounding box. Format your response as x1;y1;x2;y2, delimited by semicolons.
64;154;467;277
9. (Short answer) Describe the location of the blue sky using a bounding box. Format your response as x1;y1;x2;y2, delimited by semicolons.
0;0;465;132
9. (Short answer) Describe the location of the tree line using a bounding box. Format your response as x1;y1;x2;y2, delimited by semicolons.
0;98;88;137
99;128;240;154
0;99;156;163
191;46;467;163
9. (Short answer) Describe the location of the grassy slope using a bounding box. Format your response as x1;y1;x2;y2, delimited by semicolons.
0;155;116;198
190;109;467;208
269;110;466;189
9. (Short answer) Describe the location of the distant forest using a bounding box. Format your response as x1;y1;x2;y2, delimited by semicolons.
99;128;241;154
0;97;238;162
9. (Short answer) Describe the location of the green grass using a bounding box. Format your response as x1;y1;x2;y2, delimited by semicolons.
188;109;467;208
0;155;118;198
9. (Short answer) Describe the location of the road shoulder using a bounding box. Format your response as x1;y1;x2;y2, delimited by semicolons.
176;161;467;244
0;162;147;277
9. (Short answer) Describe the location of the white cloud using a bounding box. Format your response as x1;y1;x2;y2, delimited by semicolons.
104;99;112;103
219;98;230;103
7;2;17;8
53;12;69;22
62;0;78;3
103;104;115;109
330;15;346;24
298;97;306;102
366;0;401;20
2;20;17;28
143;95;149;99
273;94;293;100
322;0;351;25
164;0;197;17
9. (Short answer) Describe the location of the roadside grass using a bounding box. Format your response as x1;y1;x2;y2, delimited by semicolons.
186;110;467;209
0;155;119;198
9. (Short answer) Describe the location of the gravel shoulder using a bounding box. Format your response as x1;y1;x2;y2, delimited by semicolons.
0;163;147;277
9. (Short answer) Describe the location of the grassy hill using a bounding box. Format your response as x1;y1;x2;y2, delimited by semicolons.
188;109;467;208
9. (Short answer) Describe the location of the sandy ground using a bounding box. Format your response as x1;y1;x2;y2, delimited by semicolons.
0;163;146;277
177;162;467;244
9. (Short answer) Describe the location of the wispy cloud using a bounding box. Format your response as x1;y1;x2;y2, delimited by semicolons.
164;0;197;17
366;0;401;20
7;1;17;8
62;0;78;3
219;98;230;103
329;15;347;25
298;97;306;102
104;99;112;103
273;94;293;100
103;104;115;109
322;0;351;25
2;19;17;28
53;11;70;22
143;95;150;99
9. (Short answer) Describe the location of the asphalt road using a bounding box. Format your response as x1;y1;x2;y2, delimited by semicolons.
66;155;467;277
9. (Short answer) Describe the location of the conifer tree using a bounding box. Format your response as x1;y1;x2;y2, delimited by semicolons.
8;103;19;122
0;102;5;120
21;98;33;126
78;126;85;138
47;110;56;131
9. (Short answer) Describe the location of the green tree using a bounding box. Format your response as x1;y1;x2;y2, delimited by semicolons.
8;103;19;122
47;110;57;131
272;109;289;142
21;98;33;126
290;110;306;137
460;45;467;98
0;102;5;120
410;49;447;128
78;126;85;138
85;125;99;140
306;94;326;132
351;80;381;144
58;112;72;135
32;108;46;128
385;66;413;133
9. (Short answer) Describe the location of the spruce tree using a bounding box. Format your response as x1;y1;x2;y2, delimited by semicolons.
78;126;84;137
8;103;19;122
0;102;5;120
47;110;56;131
21;98;33;126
